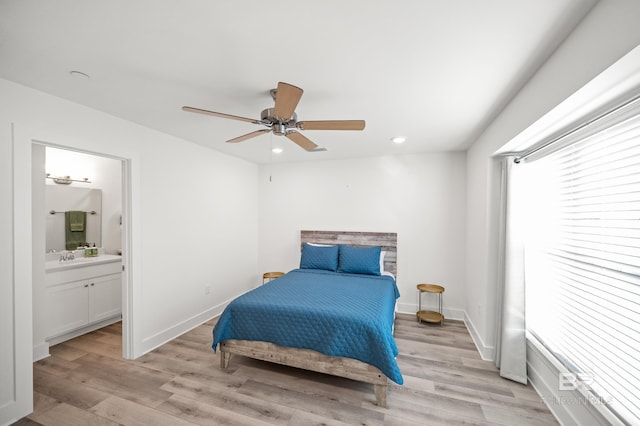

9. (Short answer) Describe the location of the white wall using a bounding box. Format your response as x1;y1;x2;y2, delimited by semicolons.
258;153;467;318
0;78;259;425
464;0;640;359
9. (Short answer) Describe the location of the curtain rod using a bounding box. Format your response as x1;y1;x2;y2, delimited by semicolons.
515;93;640;164
49;210;97;215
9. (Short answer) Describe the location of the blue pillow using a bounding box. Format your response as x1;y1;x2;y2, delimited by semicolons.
338;245;382;275
300;243;339;271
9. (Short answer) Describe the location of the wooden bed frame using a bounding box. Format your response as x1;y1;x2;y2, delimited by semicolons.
219;230;398;407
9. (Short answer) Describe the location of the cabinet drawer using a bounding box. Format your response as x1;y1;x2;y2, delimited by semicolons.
46;261;121;287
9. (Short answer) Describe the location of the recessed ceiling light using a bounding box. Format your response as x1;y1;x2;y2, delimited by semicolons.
272;147;283;154
391;136;406;144
69;70;90;79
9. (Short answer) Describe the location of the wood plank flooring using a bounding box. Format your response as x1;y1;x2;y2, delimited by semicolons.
15;314;558;425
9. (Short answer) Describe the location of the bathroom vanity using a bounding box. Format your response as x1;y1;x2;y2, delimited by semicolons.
45;253;122;345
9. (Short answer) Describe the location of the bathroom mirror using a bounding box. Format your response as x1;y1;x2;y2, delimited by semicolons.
46;186;102;252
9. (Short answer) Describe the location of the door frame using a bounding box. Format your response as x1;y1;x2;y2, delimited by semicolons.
31;141;133;359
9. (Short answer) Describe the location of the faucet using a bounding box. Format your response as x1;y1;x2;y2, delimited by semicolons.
58;251;76;262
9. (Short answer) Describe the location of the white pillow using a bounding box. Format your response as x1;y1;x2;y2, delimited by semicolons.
307;242;335;247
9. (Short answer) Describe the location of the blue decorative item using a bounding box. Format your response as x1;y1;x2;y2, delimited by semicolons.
338;245;382;275
299;243;339;271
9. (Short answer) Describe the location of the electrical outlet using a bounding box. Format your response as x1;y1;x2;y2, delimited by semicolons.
205;285;211;295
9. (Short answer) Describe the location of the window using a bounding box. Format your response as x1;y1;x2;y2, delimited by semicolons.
518;101;640;424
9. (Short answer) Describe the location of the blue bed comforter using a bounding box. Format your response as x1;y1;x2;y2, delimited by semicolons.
212;269;403;384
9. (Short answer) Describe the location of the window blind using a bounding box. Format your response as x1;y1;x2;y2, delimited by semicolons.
521;108;640;424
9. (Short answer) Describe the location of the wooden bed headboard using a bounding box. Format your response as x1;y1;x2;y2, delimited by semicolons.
300;230;398;276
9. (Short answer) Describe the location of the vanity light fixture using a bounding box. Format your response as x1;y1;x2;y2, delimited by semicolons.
391;136;406;144
46;173;92;185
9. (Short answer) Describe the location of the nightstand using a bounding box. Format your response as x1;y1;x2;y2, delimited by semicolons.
416;283;445;325
262;271;284;284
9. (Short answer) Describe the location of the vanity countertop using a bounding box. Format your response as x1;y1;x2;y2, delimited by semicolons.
46;254;122;272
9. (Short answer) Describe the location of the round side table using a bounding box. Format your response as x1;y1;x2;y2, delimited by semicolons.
416;283;445;325
262;271;284;284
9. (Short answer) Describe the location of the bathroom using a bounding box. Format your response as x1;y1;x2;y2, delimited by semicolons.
32;144;124;360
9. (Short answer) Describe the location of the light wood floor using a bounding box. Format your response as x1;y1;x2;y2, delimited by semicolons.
16;314;558;425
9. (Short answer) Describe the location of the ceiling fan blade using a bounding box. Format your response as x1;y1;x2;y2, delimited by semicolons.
297;120;366;131
285;131;318;151
182;106;261;124
227;129;271;143
274;82;303;121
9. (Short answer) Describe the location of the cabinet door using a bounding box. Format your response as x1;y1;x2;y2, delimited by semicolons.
90;273;122;323
46;280;89;338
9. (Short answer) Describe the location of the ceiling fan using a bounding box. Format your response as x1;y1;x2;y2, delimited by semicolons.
182;82;366;151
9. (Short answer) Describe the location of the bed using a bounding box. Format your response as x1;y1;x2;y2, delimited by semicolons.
212;230;401;407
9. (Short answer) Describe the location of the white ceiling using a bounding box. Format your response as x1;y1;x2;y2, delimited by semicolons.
0;0;594;164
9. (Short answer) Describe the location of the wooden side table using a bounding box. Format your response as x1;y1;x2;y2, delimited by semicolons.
262;271;284;284
416;283;445;325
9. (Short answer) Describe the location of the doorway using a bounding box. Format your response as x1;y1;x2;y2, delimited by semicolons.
31;142;132;360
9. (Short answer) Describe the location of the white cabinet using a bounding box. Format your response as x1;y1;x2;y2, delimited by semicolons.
46;279;91;337
90;273;122;323
45;259;122;341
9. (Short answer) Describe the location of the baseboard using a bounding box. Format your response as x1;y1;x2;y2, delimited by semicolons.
45;316;122;347
137;286;259;356
463;311;495;361
396;303;465;321
139;302;226;355
135;286;258;358
32;342;49;362
138;297;484;369
398;303;493;362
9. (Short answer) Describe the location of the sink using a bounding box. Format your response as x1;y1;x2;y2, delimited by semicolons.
45;254;122;272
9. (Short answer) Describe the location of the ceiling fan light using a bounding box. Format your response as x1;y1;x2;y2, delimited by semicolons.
183;82;365;153
391;136;406;144
272;147;283;154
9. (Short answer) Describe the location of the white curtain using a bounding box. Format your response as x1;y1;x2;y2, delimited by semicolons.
494;157;527;384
